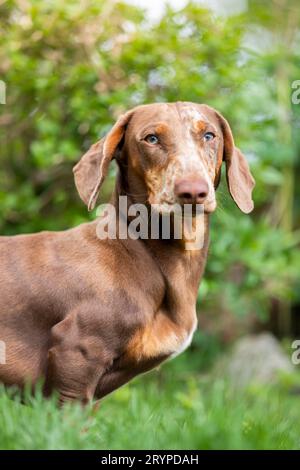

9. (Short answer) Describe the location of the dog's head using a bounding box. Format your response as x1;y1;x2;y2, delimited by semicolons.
73;102;255;214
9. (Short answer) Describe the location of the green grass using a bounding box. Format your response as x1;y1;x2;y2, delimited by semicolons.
1;347;300;450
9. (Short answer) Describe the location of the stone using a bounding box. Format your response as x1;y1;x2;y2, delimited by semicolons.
219;332;293;388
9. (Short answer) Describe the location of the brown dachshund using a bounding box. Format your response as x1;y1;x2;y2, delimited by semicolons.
0;102;255;404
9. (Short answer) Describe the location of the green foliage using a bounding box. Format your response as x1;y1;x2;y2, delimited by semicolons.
1;352;300;450
0;1;299;323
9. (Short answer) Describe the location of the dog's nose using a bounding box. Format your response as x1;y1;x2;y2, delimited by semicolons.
174;178;209;205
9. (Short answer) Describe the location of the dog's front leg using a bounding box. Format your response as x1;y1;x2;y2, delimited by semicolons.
44;312;114;405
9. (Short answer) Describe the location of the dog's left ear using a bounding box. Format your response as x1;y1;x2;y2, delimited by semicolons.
73;110;133;211
216;112;255;214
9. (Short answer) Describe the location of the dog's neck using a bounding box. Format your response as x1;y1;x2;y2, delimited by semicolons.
110;177;210;301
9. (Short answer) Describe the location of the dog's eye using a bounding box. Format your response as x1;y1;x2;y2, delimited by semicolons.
145;134;159;145
203;132;215;142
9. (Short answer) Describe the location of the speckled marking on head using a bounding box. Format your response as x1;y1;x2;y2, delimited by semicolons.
146;103;217;211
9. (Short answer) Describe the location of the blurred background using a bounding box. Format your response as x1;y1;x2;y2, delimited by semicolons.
0;0;300;450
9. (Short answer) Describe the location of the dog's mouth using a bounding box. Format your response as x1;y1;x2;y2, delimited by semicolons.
203;199;217;214
150;199;217;216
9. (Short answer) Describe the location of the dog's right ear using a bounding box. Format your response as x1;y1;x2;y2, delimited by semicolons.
73;110;133;211
215;110;255;214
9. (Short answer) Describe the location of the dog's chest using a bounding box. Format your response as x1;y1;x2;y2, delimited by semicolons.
125;310;197;364
170;325;196;359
